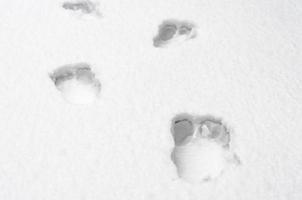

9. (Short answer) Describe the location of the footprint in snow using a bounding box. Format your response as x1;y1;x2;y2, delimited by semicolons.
62;0;102;17
171;114;240;183
153;19;197;48
49;63;101;105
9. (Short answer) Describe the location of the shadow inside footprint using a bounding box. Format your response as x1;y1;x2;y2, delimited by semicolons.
153;21;178;47
62;0;96;13
158;24;178;41
50;63;91;85
171;114;194;146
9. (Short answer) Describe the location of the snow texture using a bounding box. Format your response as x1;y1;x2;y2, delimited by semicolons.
0;0;302;199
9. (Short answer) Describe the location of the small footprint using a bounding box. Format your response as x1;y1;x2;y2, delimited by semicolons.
62;0;102;17
153;19;197;48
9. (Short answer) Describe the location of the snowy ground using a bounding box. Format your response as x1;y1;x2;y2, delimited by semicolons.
1;0;302;199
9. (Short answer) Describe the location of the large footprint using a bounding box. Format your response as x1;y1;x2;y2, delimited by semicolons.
171;114;240;183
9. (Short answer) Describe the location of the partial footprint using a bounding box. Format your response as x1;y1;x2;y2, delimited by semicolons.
171;114;240;183
62;0;102;17
50;63;101;105
153;19;197;48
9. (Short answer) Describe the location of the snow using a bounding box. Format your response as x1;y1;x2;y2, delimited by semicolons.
172;139;233;184
0;0;302;199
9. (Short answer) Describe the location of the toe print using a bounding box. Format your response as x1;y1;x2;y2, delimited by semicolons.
171;114;195;146
198;119;230;148
50;63;101;105
153;22;178;47
171;114;240;183
178;24;193;35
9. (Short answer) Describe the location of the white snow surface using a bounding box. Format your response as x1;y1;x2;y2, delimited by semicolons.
172;139;232;183
56;78;101;105
0;0;302;199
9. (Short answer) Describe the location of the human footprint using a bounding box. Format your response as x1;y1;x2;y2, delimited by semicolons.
153;19;197;48
171;114;240;183
50;63;101;105
62;0;102;17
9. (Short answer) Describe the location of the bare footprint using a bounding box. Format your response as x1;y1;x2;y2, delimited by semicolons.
171;114;240;183
62;0;102;17
50;63;101;105
153;19;197;48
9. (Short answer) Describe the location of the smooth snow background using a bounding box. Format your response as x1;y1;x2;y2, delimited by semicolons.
0;0;302;199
